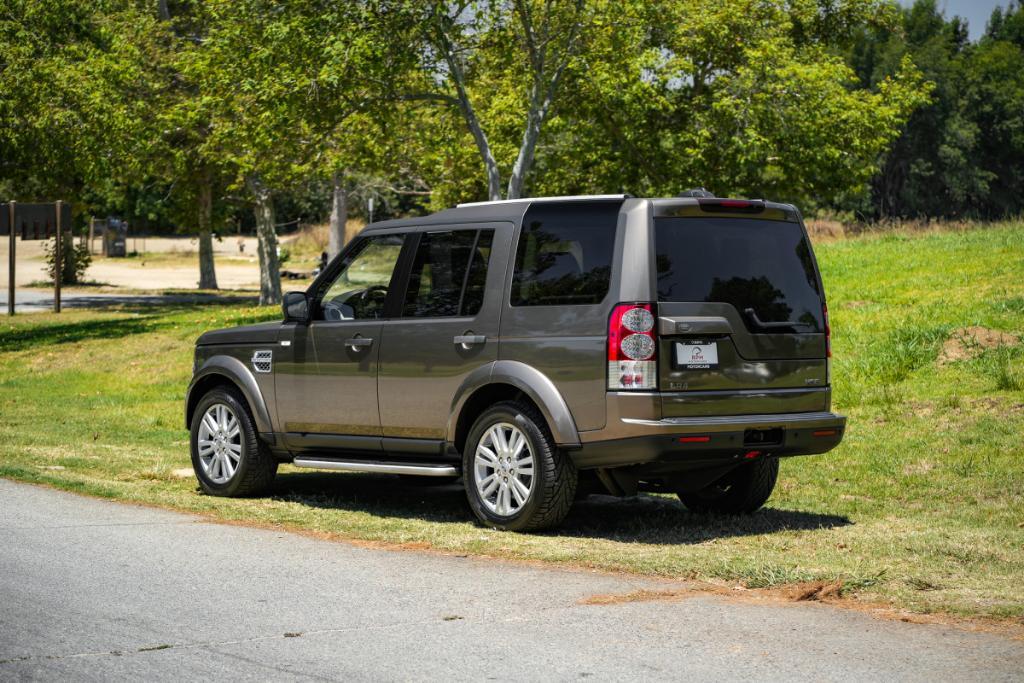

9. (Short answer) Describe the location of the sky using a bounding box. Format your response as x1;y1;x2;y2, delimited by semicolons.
899;0;1011;40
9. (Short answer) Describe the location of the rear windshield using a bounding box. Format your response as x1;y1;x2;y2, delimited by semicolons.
655;217;823;332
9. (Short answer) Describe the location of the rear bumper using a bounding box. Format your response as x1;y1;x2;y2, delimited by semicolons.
572;407;846;470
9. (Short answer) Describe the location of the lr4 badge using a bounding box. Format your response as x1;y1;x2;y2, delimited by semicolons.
675;341;719;369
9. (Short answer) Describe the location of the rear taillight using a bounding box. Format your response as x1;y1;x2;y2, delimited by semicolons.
608;303;657;390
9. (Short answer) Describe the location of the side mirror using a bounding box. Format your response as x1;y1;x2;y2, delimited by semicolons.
282;291;309;323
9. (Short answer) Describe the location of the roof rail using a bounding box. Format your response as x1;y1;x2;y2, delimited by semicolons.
456;194;630;208
677;188;715;198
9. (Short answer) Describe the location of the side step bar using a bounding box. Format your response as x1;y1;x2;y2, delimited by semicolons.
292;458;459;477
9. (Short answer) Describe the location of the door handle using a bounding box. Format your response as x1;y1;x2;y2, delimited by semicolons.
454;334;486;347
344;337;374;350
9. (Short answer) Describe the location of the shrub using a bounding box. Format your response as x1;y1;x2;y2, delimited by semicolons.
42;234;92;285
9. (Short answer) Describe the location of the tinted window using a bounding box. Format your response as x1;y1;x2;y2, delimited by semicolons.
510;201;620;307
316;234;404;321
655;217;823;331
403;229;494;317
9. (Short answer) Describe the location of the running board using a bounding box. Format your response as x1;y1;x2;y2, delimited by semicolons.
291;458;459;477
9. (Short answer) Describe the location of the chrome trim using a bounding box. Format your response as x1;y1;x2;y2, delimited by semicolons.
621;410;845;432
291;458;458;477
457;194;628;208
658;315;733;336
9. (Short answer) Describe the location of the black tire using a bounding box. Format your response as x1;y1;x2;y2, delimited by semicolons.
463;400;577;531
677;458;779;514
190;387;277;497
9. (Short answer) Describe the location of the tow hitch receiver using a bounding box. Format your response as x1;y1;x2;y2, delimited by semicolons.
743;428;783;447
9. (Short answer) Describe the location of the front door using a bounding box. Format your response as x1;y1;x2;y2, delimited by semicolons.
275;233;407;451
377;223;510;445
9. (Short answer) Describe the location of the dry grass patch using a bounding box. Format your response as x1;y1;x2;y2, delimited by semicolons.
938;326;1019;365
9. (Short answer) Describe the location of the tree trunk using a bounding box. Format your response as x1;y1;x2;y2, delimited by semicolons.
197;174;218;290
248;175;282;306
507;86;548;200
328;170;348;260
435;18;503;201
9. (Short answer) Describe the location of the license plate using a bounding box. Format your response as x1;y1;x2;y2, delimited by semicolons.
675;341;718;369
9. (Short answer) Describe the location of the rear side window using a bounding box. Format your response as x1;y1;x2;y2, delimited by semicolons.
655;217;823;331
402;229;494;318
510;201;620;307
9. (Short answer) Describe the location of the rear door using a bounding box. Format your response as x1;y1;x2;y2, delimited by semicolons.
653;209;828;416
377;223;510;445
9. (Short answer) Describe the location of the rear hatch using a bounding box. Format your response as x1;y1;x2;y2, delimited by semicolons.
653;201;828;416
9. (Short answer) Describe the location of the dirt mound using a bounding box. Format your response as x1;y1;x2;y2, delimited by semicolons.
785;581;845;602
938;326;1019;365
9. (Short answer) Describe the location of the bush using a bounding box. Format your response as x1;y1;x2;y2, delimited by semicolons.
42;234;92;285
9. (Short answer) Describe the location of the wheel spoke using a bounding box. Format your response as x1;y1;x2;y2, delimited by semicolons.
510;477;529;506
476;446;498;464
509;431;526;458
198;440;215;456
202;413;218;436
496;484;509;515
480;475;499;497
492;425;509;452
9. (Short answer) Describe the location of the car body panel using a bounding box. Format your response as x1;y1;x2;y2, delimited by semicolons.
186;195;844;479
377;221;513;440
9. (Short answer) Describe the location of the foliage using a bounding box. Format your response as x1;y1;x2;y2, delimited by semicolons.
42;235;92;285
2;0;1023;285
848;0;1024;218
0;0;162;220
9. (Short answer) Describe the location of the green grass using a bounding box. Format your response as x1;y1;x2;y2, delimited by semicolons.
1;223;1023;620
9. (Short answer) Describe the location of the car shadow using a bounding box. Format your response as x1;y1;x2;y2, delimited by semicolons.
269;471;851;544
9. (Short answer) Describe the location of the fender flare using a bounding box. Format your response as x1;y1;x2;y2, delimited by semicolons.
447;360;581;449
185;355;274;434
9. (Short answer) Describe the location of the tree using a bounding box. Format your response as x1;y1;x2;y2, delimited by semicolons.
150;0;229;290
519;0;929;210
195;0;409;303
846;0;1024;219
0;0;160;213
416;0;589;200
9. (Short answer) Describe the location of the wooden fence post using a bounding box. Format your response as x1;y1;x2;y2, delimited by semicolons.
54;200;62;313
7;201;14;316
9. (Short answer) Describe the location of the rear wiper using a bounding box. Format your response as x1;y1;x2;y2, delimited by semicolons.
744;307;814;330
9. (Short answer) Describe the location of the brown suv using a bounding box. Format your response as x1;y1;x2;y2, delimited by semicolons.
185;194;845;530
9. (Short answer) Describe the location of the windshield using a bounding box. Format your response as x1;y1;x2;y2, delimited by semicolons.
655;217;823;332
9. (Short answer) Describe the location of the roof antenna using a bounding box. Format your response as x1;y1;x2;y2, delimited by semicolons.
678;187;715;198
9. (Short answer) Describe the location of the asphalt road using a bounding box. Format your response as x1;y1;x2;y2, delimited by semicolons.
1;479;1021;682
0;289;255;313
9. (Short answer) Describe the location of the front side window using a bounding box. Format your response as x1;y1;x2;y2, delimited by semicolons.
510;201;620;307
402;229;494;318
316;234;405;321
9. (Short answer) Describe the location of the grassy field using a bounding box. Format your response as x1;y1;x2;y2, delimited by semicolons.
1;223;1022;621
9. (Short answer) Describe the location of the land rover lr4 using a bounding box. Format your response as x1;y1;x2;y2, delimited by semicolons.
186;195;845;530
